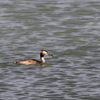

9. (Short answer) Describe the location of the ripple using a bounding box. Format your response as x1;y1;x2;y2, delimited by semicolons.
0;0;100;100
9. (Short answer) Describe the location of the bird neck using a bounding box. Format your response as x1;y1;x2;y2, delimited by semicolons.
40;57;45;63
40;53;45;63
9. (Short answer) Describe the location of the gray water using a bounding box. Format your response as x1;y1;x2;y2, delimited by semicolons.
0;0;100;100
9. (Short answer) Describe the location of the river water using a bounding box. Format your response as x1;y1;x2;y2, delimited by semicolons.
0;0;100;100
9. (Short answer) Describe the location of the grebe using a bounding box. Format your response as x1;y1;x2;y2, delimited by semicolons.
14;50;53;65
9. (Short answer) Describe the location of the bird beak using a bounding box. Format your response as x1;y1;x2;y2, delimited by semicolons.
48;53;54;57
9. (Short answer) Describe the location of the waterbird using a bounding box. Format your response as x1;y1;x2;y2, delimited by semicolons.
14;50;53;65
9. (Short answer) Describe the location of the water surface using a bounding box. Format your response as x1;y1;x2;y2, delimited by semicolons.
0;0;100;100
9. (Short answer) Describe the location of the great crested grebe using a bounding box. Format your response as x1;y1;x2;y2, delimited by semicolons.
14;50;53;65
